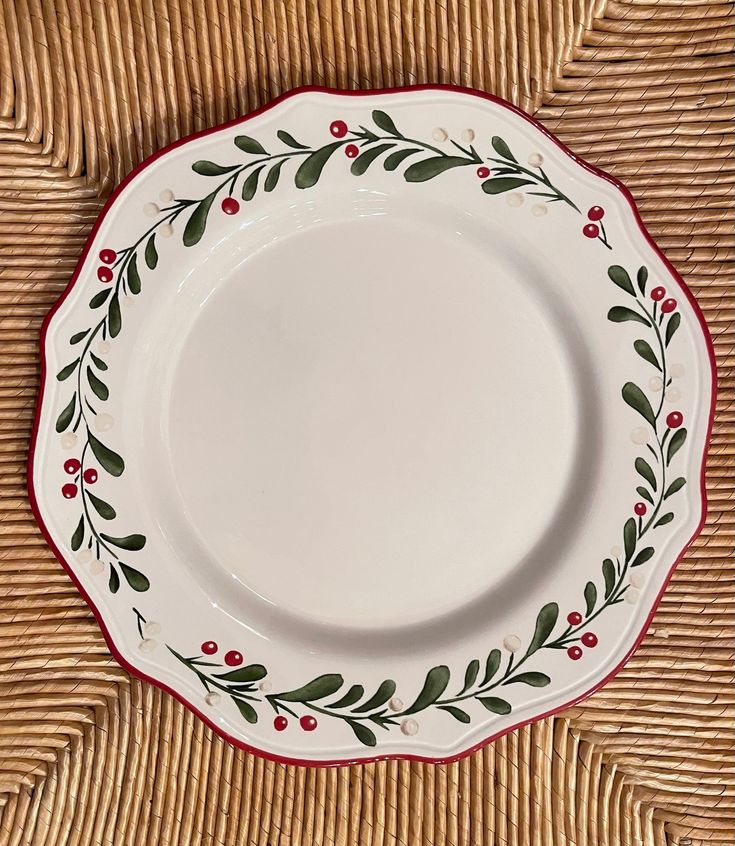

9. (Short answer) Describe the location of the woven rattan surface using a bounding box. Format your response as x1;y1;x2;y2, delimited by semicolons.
0;1;733;844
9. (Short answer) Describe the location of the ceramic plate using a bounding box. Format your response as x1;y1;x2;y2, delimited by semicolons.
30;86;715;765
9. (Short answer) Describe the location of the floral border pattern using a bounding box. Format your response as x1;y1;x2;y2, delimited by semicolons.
55;110;688;747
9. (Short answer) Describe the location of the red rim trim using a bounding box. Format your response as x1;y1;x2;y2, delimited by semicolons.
27;84;718;768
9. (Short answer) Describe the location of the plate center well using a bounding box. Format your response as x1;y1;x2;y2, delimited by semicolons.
165;213;581;633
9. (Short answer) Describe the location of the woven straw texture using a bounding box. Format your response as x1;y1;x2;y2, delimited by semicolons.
0;1;733;844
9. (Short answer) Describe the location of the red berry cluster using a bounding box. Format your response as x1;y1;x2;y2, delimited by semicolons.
650;285;677;314
583;206;605;239
273;714;317;732
61;459;98;499
565;614;599;660
97;249;116;283
200;640;243;666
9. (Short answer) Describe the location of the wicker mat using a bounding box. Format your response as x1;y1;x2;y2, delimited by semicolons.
0;1;733;844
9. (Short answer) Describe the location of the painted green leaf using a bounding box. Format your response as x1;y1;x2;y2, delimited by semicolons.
622;382;656;427
527;602;559;655
667;428;687;465
264;159;286;192
607;265;635;296
71;515;85;551
372;109;400;136
351;143;394;176
664;477;686;499
491;136;516;162
55;395;76;432
347;719;376;747
100;532;146;551
127;254;141;294
584;581;597;615
635;457;657;491
242;166;264;201
637;266;648;294
56;360;79;381
108;563;120;593
634;339;661;371
234;698;258;723
505;672;550;688
478;696;512;715
215;664;268;682
108;294;122;338
459;659;480;694
353;679;396;713
192;160;239;176
88;433;124;476
607;307;650;326
636;486;654;505
119;563;150;591
602;559;616;598
623;517;637;563
234;135;268;155
277;130;309;149
439;705;471;723
87;366;109;401
275;674;344;702
90;289;111;309
145;235;158;269
183;192;216;247
665;312;681;346
384;148;419;171
654;512;674;528
70;330;89;345
402;665;450;715
294;141;344;189
481;177;533;194
631;547;655;567
405;156;471;183
87;491;116;520
90;352;108;371
326;684;364;710
482;649;502;685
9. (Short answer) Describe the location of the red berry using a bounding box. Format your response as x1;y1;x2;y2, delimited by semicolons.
634;502;647;516
300;715;317;731
99;249;116;264
201;640;218;655
651;286;666;302
97;266;113;283
224;650;243;666
587;206;605;221
62;483;78;499
83;468;98;484
567;611;583;626
567;646;583;661
583;223;599;239
274;716;288;731
330;120;348;138
345;144;359;159
476;166;490;179
666;411;683;429
221;197;240;215
581;632;598;648
64;458;80;475
661;298;677;314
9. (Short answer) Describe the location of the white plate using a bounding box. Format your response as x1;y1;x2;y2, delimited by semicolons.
30;87;715;765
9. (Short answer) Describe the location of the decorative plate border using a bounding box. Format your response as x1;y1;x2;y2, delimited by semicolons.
28;85;717;767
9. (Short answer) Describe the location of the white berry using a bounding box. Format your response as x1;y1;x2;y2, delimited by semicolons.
506;193;523;207
94;413;114;432
138;638;157;653
503;635;521;653
61;432;78;450
631;427;648;445
649;376;663;392
205;692;221;706
77;549;92;564
89;559;105;575
159;223;174;238
432;127;448;142
143;202;160;218
389;697;404;712
461;128;475;142
625;588;640;605
401;718;419;736
531;204;547;217
97;340;111;355
610;545;622;558
144;621;161;636
122;296;134;309
259;681;272;692
670;363;685;379
666;387;682;403
528;152;544;167
630;572;645;589
159;188;175;203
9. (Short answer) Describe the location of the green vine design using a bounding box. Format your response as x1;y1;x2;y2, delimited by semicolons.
54;110;689;747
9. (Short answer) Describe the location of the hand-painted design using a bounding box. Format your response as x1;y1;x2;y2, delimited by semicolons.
147;262;688;747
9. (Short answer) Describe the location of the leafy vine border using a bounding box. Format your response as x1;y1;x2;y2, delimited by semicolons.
53;109;689;748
